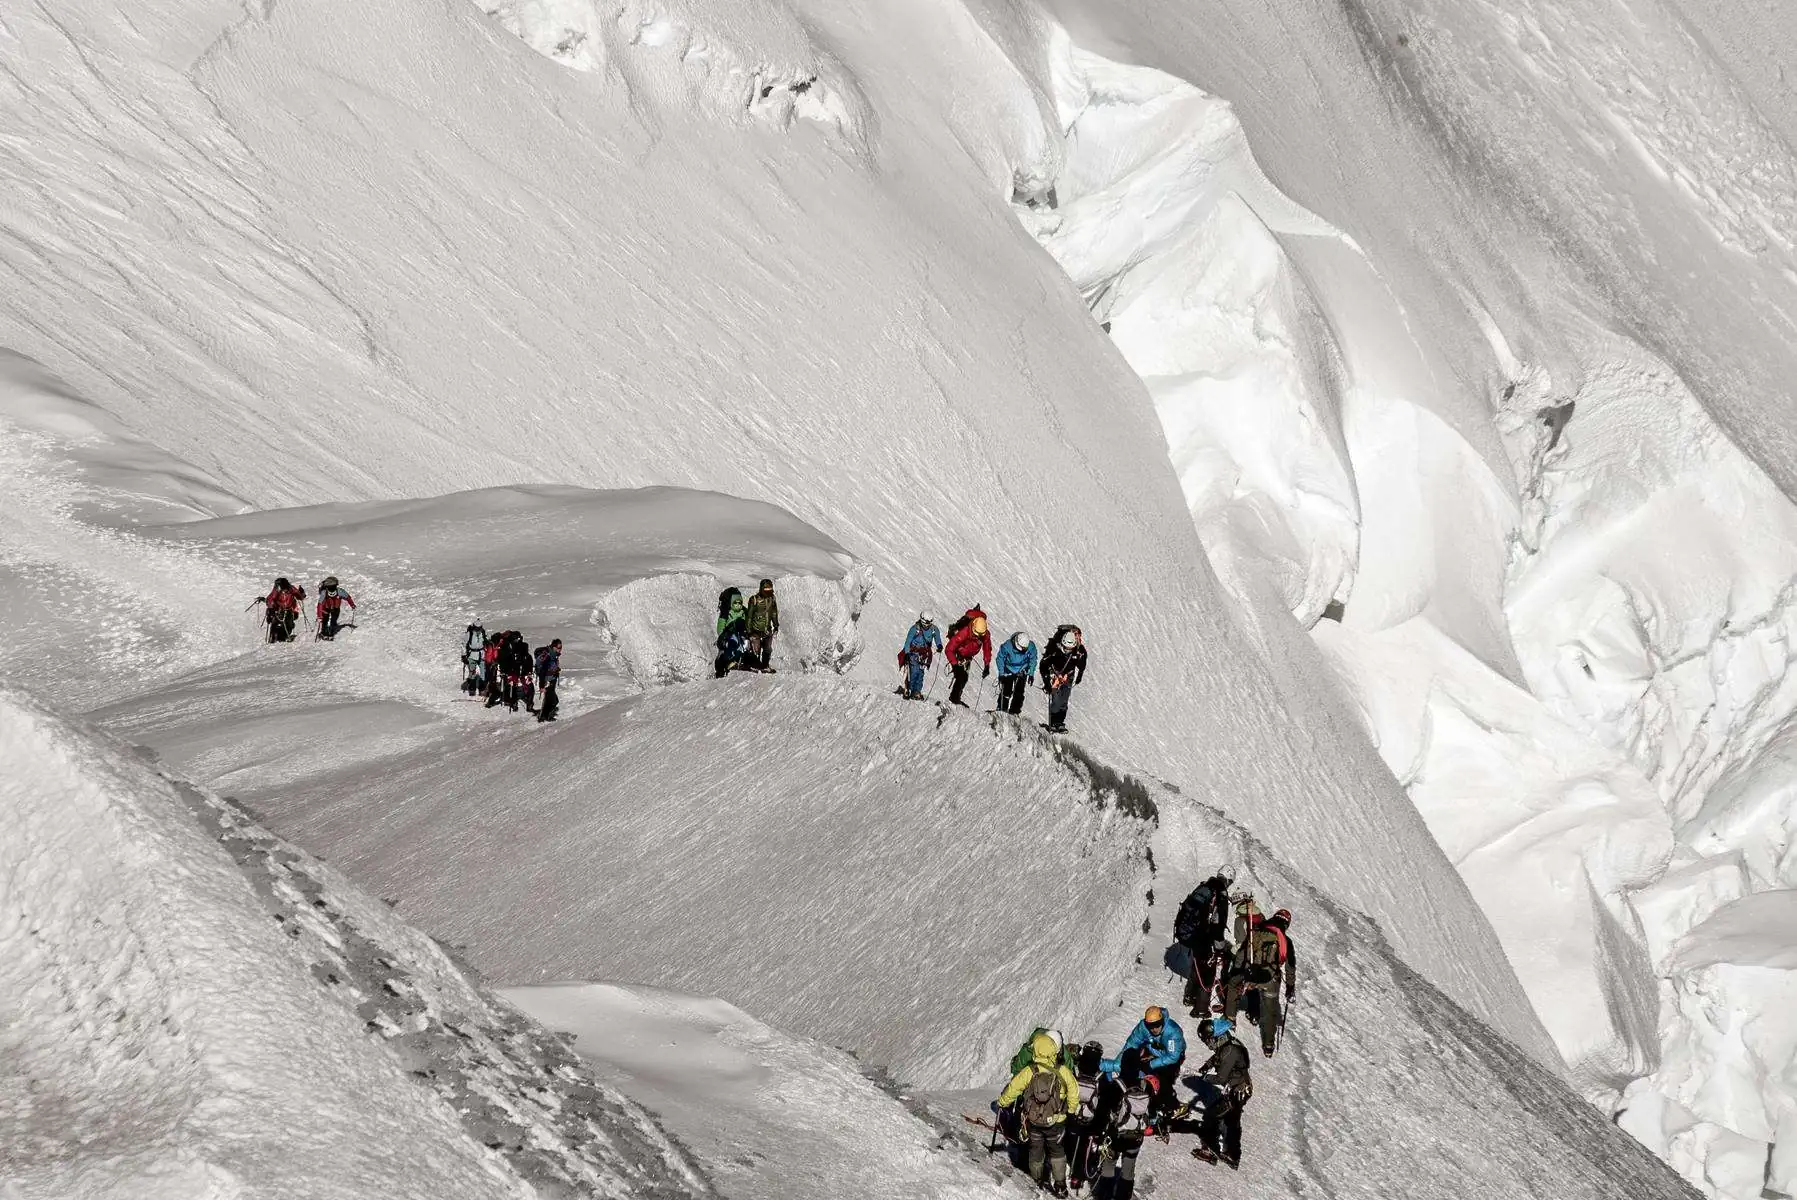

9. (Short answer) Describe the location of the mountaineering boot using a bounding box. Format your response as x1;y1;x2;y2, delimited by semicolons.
1192;1146;1218;1164
1050;1184;1068;1198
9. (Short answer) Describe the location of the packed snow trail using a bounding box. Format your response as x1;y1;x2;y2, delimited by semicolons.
180;674;1157;1089
0;690;710;1200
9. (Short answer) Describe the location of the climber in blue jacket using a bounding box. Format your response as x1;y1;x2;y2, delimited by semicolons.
993;632;1038;715
1102;1006;1186;1121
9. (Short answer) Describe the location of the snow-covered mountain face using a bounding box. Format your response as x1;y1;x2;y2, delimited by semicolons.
0;0;1545;1054
0;0;1785;1195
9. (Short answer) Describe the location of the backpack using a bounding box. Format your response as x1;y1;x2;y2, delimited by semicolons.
1243;916;1289;985
465;625;487;664
1232;895;1263;947
1020;1064;1064;1128
1174;885;1216;946
947;613;973;639
535;645;553;673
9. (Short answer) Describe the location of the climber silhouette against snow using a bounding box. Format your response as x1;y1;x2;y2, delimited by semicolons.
1065;1040;1107;1189
995;631;1038;716
715;587;750;677
1189;1017;1252;1170
255;578;306;643
897;613;943;699
1174;873;1236;1016
502;631;534;712
534;638;561;723
482;632;504;706
1224;898;1297;1057
993;1030;1080;1196
1039;624;1087;733
314;576;355;640
743;578;779;672
1102;1007;1184;1125
461;623;488;695
1084;1053;1160;1199
943;606;992;707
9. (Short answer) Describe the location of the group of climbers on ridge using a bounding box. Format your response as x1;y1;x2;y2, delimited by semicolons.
898;607;1088;731
715;579;781;677
251;576;355;642
981;875;1298;1195
461;624;562;723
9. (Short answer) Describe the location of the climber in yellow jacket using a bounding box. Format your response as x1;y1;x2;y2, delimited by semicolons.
993;1030;1081;1196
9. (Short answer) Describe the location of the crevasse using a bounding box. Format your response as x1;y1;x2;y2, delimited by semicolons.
1012;27;1797;1200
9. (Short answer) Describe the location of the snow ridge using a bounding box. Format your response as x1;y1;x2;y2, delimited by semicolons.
474;0;871;142
0;690;711;1199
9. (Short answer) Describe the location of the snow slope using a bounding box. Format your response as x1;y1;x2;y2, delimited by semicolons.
0;690;708;1200
167;675;1157;1090
8;0;1792;1189
0;0;1553;1061
499;730;1700;1200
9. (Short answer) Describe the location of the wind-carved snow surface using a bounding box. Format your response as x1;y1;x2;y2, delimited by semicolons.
0;691;710;1200
1502;339;1797;1196
1016;33;1358;629
1006;12;1797;1196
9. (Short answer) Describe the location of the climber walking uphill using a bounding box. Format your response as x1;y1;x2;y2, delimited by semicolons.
534;639;562;723
715;587;750;678
993;1031;1080;1197
1083;1050;1162;1198
995;631;1038;716
943;606;993;707
1224;899;1298;1058
743;579;779;672
897;613;944;700
1189;1017;1252;1170
1175;873;1236;1016
314;576;356;640
1039;625;1088;733
461;624;488;695
253;578;307;643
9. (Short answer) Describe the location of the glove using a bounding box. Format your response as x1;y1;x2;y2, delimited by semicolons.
982;665;991;678
990;1100;1000;1113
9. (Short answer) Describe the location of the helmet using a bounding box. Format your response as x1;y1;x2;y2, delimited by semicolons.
1059;630;1078;648
1273;908;1291;923
1011;632;1028;649
1209;1017;1234;1039
1144;1005;1165;1026
321;576;339;589
918;612;935;627
1044;1028;1064;1050
1142;1073;1162;1095
971;617;988;636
